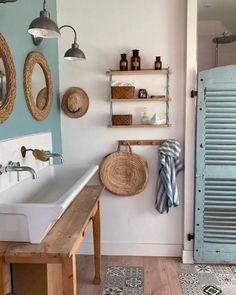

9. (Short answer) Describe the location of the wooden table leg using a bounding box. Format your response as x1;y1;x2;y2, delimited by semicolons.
0;257;10;295
93;200;101;285
62;255;77;295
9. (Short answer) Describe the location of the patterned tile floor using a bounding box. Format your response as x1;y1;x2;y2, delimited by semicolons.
102;266;144;295
177;262;236;295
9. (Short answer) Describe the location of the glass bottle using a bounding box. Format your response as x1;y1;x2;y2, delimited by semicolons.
120;53;128;71
141;107;149;124
131;49;141;70
155;56;162;70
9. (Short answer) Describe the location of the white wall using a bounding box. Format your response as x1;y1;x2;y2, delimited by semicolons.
57;0;186;256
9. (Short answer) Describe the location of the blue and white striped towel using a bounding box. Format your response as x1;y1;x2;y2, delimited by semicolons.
155;140;183;214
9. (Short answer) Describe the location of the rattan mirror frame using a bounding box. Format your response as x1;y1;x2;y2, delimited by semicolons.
24;51;53;121
0;33;16;123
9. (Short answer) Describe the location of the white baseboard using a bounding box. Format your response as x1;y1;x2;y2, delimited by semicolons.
78;241;182;257
182;250;194;264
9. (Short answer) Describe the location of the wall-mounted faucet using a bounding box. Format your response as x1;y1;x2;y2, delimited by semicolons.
21;146;49;162
21;146;64;164
0;161;37;180
44;151;64;164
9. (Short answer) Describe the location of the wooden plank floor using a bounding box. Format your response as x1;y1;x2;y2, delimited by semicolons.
77;255;183;295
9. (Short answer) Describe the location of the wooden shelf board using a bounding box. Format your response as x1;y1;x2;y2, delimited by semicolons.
108;124;171;128
111;97;168;102
107;69;171;75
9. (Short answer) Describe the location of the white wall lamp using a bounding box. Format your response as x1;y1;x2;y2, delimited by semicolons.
28;0;86;61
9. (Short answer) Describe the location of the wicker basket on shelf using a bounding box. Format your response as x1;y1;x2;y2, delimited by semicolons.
112;114;132;126
111;86;135;99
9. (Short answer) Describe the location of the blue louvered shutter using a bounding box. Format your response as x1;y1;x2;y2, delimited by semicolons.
195;65;236;263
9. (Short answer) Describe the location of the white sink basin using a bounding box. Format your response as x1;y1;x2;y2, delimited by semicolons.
0;165;99;243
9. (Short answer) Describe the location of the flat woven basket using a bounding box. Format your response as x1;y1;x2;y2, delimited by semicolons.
111;86;135;99
112;114;132;125
100;143;149;196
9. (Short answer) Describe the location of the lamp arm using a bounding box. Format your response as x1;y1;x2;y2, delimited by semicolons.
59;25;78;44
0;0;17;3
43;0;47;11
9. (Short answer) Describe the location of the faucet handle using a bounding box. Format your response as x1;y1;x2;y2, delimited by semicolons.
8;161;20;167
44;150;51;154
0;164;4;175
8;161;21;181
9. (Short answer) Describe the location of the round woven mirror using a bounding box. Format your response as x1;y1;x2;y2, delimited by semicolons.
0;33;16;123
24;51;53;121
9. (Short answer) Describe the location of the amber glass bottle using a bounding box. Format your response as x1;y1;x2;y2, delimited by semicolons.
120;54;128;71
131;49;141;70
155;56;162;70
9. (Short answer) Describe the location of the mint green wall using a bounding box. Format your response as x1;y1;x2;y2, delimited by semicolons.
0;0;61;152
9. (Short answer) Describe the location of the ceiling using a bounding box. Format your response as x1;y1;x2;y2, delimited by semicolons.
198;0;236;33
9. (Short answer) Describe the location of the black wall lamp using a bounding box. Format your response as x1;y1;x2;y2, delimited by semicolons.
59;25;86;61
28;0;60;38
28;0;86;61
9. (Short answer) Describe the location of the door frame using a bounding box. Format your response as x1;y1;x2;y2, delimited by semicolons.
183;0;198;263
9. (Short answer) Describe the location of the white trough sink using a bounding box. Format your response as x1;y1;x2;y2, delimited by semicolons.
0;165;99;243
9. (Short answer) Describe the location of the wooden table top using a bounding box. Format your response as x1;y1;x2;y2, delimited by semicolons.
0;185;104;259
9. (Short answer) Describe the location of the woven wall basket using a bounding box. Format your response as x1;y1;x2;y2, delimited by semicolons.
100;143;149;196
111;86;135;99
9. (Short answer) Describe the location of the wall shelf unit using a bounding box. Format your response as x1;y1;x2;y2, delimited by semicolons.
111;96;168;102
107;69;171;76
107;68;171;128
108;124;171;128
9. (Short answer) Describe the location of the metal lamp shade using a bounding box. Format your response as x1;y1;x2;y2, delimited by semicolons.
64;43;86;61
28;11;60;38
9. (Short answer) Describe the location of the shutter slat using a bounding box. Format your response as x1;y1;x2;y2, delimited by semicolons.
206;109;236;113
206;151;236;155
206;129;236;134
206;104;236;109
206;134;236;139
205;225;236;229
205;229;236;234
204;238;235;244
206;114;236;118
206;156;236;160
206;124;236;129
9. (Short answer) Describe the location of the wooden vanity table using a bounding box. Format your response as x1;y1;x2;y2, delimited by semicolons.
0;185;104;295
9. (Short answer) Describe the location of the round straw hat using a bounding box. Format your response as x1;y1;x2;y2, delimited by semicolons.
61;87;89;118
36;88;47;110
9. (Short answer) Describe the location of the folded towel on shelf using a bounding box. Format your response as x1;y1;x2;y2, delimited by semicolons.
155;140;183;214
111;81;135;87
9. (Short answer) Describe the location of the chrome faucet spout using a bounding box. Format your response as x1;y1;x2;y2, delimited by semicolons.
0;161;37;179
6;166;37;179
45;152;64;164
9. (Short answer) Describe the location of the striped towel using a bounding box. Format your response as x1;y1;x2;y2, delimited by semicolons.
155;140;183;214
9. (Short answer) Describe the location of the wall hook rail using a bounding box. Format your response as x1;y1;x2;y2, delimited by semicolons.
118;139;167;146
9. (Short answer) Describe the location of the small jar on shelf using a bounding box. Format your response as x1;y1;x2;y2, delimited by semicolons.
138;89;148;98
120;53;128;71
155;56;162;70
131;49;141;70
141;107;149;124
